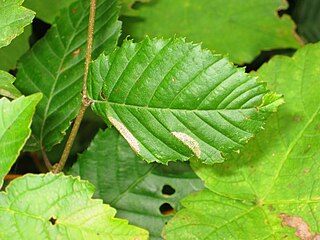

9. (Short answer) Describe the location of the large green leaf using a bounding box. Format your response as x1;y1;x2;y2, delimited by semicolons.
0;25;31;71
0;173;148;239
88;38;283;164
0;0;34;48
69;128;204;239
163;43;320;239
0;93;42;188
0;70;22;99
24;0;77;24
122;0;301;64
15;0;121;151
291;0;320;43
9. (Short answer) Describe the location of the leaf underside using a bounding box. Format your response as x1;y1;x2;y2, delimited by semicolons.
15;0;121;151
0;93;41;188
0;173;148;239
89;37;283;164
0;0;35;48
163;43;320;239
122;0;301;64
70;128;204;239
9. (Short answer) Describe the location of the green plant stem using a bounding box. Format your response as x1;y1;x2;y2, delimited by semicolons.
53;0;96;174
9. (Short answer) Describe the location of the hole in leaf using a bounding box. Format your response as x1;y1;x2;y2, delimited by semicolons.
161;184;175;196
49;217;57;225
159;203;176;215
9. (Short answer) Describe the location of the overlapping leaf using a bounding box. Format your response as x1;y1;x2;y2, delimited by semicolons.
0;25;31;71
0;173;148;239
122;0;301;63
0;71;22;99
15;0;121;151
163;43;320;239
24;0;77;24
70;128;204;239
0;0;34;48
0;93;41;188
88;38;283;164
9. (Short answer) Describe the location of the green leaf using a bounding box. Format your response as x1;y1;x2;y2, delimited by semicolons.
163;43;320;239
69;128;204;239
88;38;283;164
24;0;77;24
122;0;302;64
0;93;42;188
291;0;320;43
0;0;34;48
0;70;22;99
15;0;121;151
121;0;150;17
0;173;149;239
0;25;31;71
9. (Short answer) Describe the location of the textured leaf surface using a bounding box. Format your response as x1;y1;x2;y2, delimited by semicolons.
0;71;22;99
0;0;34;48
0;25;31;71
164;43;320;239
291;0;320;43
70;128;204;239
24;0;76;24
0;93;41;188
88;38;283;164
15;0;121;151
122;0;301;64
0;173;148;239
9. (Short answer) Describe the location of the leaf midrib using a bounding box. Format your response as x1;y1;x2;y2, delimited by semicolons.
96;100;262;112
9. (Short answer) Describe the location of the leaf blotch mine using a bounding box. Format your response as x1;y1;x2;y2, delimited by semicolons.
108;117;140;154
279;213;320;240
172;132;201;158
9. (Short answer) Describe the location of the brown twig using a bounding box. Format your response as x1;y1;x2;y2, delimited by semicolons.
31;152;48;173
53;0;96;173
4;174;22;181
41;148;52;170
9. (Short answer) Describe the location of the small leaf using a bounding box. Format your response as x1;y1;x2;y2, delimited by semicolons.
122;0;302;63
69;128;204;239
0;0;34;48
88;38;283;164
0;173;149;239
0;93;42;188
163;43;320;239
15;0;121;151
0;70;22;99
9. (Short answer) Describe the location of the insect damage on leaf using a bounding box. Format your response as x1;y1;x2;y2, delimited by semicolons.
172;132;201;158
279;213;320;240
108;117;140;154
